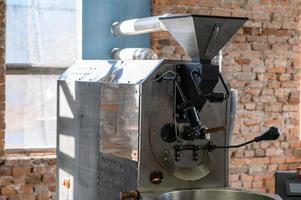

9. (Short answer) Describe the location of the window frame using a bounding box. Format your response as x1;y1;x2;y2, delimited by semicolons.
4;0;82;152
5;66;63;151
6;63;67;75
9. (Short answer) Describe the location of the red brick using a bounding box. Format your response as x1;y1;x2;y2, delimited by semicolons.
17;159;31;166
47;159;56;166
283;105;299;112
17;184;33;194
242;181;252;188
263;119;282;126
36;193;49;200
197;0;219;7
34;184;48;194
268;164;278;171
231;181;242;188
245;88;261;96
8;194;35;200
42;174;55;183
278;164;288;170
48;185;56;193
252;181;264;188
0;166;12;176
244;150;255;157
33;166;47;174
264;103;282;112
175;0;197;6
286;156;299;163
1;185;16;195
230;174;239;182
0;178;12;186
241;174;253;182
235;58;251;65
25;174;41;184
267;64;282;72
12;167;31;177
5;159;18;166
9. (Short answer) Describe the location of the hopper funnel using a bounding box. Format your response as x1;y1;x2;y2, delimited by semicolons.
159;14;247;62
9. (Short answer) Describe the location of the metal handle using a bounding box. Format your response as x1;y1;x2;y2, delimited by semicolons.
119;190;139;200
203;127;225;134
206;126;281;151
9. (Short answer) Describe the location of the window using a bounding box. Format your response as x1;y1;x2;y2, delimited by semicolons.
5;0;81;149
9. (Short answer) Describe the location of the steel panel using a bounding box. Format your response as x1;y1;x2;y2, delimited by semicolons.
97;154;138;199
138;63;229;192
60;60;162;84
57;80;139;200
57;81;101;200
99;83;140;161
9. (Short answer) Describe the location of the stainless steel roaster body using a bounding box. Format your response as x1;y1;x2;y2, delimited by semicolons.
57;14;282;200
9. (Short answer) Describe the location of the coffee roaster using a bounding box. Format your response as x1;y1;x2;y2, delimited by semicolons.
57;14;282;200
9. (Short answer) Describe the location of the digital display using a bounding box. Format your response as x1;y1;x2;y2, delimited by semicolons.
289;183;301;193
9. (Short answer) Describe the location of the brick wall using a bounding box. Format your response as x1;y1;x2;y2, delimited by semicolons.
152;0;301;193
0;157;56;200
0;0;300;199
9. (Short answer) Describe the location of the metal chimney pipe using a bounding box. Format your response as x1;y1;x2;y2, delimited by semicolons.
111;14;169;36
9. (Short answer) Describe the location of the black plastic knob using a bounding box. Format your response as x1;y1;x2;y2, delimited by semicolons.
150;170;163;184
254;126;280;142
161;123;177;143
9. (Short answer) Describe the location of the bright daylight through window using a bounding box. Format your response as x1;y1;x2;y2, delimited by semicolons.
5;0;79;149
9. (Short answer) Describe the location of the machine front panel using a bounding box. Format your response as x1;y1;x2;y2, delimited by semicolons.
138;63;229;192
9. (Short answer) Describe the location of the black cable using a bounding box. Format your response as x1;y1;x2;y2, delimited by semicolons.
215;139;255;149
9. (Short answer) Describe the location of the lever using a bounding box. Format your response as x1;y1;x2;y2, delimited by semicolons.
254;126;280;142
203;126;226;134
120;190;139;200
206;126;281;150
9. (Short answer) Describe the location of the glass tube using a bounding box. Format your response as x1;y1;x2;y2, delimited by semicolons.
111;48;158;60
111;14;169;36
